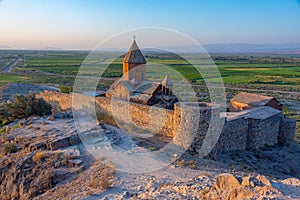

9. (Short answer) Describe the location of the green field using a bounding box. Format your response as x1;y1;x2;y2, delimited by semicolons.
18;52;300;90
1;50;300;91
0;75;28;86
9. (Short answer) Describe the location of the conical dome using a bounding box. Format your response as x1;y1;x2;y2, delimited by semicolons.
123;40;146;64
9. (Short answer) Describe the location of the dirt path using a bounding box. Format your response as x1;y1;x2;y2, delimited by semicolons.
1;57;21;72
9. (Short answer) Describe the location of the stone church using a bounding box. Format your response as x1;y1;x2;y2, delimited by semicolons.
106;39;178;109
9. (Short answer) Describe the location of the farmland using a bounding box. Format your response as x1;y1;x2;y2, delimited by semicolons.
19;52;300;89
0;50;299;91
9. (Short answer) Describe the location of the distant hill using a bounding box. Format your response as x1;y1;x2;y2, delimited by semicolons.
102;44;300;54
2;44;300;54
0;45;10;49
203;43;300;54
43;47;63;50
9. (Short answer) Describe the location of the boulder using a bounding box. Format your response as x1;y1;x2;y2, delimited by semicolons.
28;141;46;152
68;159;82;167
281;178;300;186
68;134;81;145
241;176;256;187
48;137;70;151
53;169;73;184
242;175;266;187
61;146;81;158
214;173;241;192
254;185;281;196
256;175;272;186
226;187;255;200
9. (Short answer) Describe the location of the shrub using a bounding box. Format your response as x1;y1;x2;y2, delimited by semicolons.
0;127;7;134
149;147;157;151
2;143;15;154
175;159;186;167
0;93;52;125
32;151;45;162
59;85;73;94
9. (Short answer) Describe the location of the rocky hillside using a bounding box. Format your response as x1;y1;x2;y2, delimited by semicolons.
0;112;300;199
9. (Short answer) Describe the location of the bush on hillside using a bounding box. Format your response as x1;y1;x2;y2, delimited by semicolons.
0;93;52;125
58;85;73;94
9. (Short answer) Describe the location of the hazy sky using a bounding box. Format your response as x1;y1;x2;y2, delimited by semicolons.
1;0;300;49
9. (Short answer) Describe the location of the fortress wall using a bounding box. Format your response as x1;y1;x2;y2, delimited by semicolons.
173;102;248;156
173;103;213;155
216;117;248;153
279;117;296;147
38;91;293;157
96;97;175;137
246;114;281;150
36;91;73;113
38;91;175;137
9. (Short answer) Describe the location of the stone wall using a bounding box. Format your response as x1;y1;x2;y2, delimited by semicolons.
96;97;175;137
36;91;73;113
38;91;175;137
173;103;249;157
216;117;248;153
278;117;296;147
246;113;281;150
37;91;296;157
173;103;212;154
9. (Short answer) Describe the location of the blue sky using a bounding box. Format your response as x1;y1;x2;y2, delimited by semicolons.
0;0;300;49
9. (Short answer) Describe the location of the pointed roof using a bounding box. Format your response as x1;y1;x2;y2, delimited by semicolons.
162;74;172;86
123;40;146;64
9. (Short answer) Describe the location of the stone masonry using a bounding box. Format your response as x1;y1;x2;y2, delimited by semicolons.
37;91;297;156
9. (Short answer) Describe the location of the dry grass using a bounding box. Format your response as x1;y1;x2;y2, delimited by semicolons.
12;124;20;129
47;116;55;121
159;182;171;189
187;164;197;169
88;166;115;190
0;127;7;134
88;178;111;190
2;143;15;154
32;151;45;162
175;159;186;167
40;127;48;132
149;146;157;151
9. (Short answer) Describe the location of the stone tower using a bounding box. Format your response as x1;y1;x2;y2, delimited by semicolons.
122;39;146;85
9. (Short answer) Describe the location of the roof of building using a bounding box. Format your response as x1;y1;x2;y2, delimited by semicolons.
106;78;134;95
130;93;152;104
231;92;276;107
120;80;134;92
225;106;281;121
123;40;146;64
106;79;161;97
134;81;160;95
245;106;282;120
